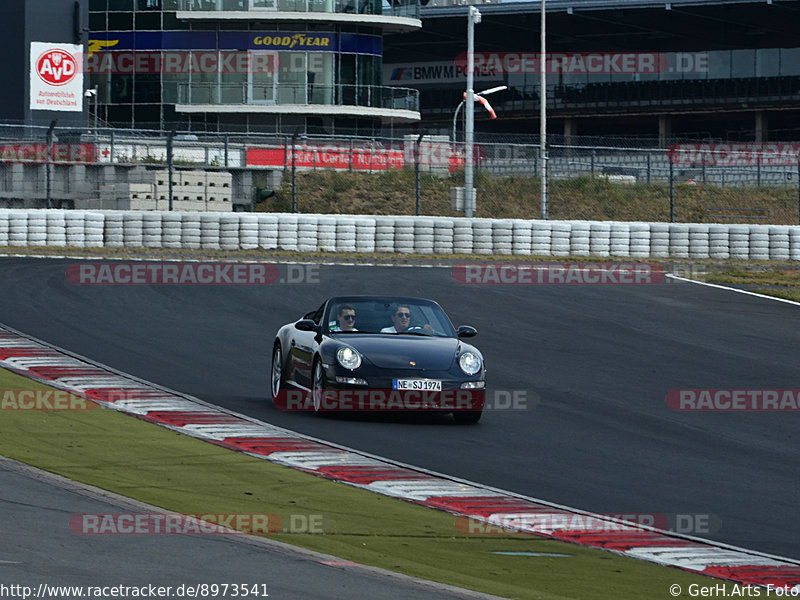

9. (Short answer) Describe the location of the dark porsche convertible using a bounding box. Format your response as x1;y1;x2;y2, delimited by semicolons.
270;296;486;423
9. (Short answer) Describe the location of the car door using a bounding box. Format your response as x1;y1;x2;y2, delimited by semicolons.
289;302;324;389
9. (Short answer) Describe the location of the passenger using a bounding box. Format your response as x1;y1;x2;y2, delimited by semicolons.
332;304;358;332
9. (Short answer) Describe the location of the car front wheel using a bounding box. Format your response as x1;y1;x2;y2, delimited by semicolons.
271;343;285;408
311;358;328;415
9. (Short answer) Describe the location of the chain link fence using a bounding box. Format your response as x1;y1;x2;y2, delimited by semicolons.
0;122;797;224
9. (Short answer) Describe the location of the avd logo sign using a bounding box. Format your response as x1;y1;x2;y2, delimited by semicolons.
30;42;83;112
35;48;78;86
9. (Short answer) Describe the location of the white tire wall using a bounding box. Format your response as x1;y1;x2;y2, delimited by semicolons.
27;211;47;247
121;211;143;248
0;211;799;262
162;212;184;249
569;222;591;257
530;221;552;256
84;213;105;248
8;211;28;247
550;222;570;257
45;211;67;247
66;212;87;248
181;213;202;250
0;211;9;246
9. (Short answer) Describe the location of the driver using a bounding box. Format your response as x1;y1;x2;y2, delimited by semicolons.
381;305;433;333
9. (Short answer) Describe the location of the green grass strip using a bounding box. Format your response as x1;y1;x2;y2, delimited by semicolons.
699;267;800;302
0;368;734;599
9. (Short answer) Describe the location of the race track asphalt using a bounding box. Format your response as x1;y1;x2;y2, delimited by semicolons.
0;257;797;560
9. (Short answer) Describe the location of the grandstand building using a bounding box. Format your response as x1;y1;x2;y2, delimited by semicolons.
7;0;798;142
384;0;800;143
86;0;421;134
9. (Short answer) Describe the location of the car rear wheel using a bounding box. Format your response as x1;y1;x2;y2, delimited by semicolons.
453;410;482;424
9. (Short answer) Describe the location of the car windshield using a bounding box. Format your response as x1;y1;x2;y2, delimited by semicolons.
322;298;457;338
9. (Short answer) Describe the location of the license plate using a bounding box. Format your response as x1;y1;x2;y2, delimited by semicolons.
393;379;442;391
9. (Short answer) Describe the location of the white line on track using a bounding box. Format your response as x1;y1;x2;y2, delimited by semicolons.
667;274;800;307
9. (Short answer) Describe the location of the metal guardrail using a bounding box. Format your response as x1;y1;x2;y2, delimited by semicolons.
168;0;419;18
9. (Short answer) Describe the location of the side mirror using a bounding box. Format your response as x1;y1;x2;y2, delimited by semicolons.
457;325;477;338
295;319;320;333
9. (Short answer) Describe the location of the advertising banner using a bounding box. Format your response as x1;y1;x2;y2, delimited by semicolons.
30;42;84;112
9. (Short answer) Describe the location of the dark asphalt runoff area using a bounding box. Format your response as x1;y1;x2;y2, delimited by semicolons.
0;257;798;561
0;457;502;600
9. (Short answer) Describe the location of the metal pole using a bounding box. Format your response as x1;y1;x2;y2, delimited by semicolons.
757;152;761;187
464;6;480;218
93;85;98;136
46;120;57;209
669;159;675;223
415;132;424;216
167;129;174;211
539;0;548;219
291;131;298;213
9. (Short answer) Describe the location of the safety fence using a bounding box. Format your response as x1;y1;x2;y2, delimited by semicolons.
2;210;799;260
1;122;799;223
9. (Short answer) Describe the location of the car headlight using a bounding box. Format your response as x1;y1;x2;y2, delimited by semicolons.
458;352;482;375
336;346;361;370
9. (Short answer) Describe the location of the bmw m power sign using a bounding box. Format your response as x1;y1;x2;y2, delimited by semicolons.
30;42;83;112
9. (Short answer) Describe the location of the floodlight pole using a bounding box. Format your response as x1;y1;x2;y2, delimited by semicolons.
464;6;481;218
540;0;548;219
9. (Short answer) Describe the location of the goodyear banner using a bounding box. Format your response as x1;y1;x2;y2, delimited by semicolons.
88;31;381;55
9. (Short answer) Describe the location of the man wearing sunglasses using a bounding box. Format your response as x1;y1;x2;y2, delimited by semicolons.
381;305;433;334
332;304;358;332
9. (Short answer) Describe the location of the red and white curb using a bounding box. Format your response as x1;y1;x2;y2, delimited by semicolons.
1;324;799;591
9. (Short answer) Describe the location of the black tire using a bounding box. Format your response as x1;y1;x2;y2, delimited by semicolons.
270;343;285;408
453;410;482;425
311;358;328;415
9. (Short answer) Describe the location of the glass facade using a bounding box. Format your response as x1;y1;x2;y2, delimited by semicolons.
511;47;800;89
88;0;419;133
491;46;800;115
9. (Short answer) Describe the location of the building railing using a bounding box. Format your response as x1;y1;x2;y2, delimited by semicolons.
176;82;419;111
420;76;800;123
167;0;419;18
